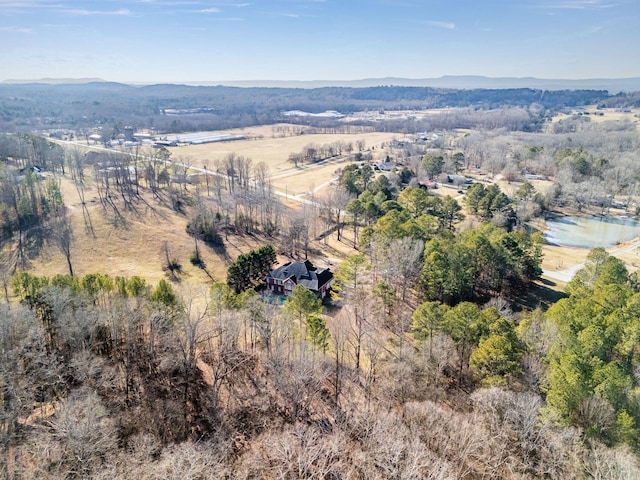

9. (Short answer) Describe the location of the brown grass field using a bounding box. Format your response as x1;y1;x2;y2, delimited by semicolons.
167;125;400;174
27;171;361;305
29;177;235;295
167;126;402;197
28;169;589;303
551;107;640;130
26;178;339;312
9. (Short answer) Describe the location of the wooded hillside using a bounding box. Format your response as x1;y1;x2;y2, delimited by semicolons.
1;86;640;478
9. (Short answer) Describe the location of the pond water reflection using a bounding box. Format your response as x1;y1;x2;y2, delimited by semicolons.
544;215;640;248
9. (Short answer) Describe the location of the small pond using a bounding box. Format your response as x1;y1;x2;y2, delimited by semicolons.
544;215;640;248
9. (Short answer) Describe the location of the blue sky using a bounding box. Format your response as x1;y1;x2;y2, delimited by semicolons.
1;0;639;83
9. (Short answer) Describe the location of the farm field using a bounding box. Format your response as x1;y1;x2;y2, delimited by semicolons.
23;173;354;315
165;125;400;175
28;172;614;301
551;106;640;129
25;175;231;295
158;125;402;198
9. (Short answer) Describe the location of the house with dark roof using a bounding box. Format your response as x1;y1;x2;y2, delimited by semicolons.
266;260;334;299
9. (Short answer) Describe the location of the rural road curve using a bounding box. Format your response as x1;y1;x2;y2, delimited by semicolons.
542;237;640;283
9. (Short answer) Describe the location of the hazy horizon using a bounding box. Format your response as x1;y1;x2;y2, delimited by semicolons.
3;74;640;85
2;0;640;84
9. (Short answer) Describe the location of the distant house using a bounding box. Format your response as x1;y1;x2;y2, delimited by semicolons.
266;260;334;299
447;174;473;185
153;139;177;148
523;173;549;181
371;161;397;172
418;179;438;189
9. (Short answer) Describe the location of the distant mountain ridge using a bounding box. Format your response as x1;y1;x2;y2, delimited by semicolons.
2;77;106;85
195;76;640;93
3;76;640;93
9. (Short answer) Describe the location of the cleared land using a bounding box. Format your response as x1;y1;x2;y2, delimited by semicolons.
167;126;401;197
29;176;236;292
167;125;399;173
551;107;640;130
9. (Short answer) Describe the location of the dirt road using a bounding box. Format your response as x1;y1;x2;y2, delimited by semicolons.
542;237;640;283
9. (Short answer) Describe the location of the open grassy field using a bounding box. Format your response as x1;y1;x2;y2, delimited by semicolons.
167;125;400;175
26;172;361;307
28;176;237;296
164;125;401;199
551;107;640;130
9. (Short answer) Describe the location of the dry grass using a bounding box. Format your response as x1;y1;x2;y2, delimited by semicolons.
551;107;640;130
540;243;590;272
29;177;264;299
22;172;638;302
171;128;400;199
168;127;400;176
20;126;407;305
33;125;403;295
27;173;359;301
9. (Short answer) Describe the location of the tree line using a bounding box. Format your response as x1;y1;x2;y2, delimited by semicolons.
0;82;623;134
